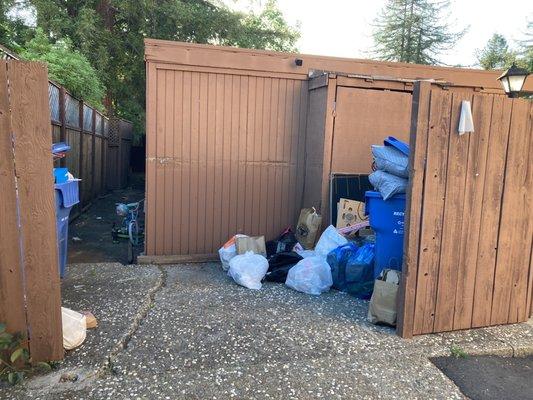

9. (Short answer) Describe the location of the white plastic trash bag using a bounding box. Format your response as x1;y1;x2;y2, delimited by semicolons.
314;225;348;257
285;256;333;295
458;100;474;135
218;234;248;271
62;307;87;350
228;251;269;290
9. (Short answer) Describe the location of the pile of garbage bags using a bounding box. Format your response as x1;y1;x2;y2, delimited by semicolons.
220;220;375;298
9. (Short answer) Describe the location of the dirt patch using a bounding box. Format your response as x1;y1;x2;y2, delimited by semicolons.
67;174;145;264
432;355;533;400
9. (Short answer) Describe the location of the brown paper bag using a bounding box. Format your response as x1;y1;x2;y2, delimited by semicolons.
367;269;401;326
295;208;322;249
235;236;266;257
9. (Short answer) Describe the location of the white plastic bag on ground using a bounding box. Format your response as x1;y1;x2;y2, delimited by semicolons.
228;251;269;290
314;225;348;257
218;234;248;271
285;256;333;295
62;307;87;350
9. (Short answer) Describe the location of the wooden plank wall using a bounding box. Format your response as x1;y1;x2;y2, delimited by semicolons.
0;60;63;361
399;82;533;337
146;64;308;256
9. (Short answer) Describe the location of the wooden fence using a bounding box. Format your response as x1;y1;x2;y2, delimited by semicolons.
398;81;533;338
0;60;63;361
1;45;133;214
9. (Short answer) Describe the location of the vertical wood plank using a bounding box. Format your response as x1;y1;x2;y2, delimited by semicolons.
412;89;451;335
8;61;62;361
154;69;166;255
397;81;431;338
432;92;472;332
188;72;200;254
145;62;157;255
171;71;183;255
244;77;257;233
180;71;192;255
236;75;248;234
259;78;271;236
163;71;175;254
498;99;532;324
0;60;27;336
196;73;208;253
211;74;224;248
471;96;512;327
221;75;232;242
319;77;337;226
452;94;493;330
229;75;240;238
205;73;216;250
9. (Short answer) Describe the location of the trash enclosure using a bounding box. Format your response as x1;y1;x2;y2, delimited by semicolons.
144;39;532;336
144;39;510;258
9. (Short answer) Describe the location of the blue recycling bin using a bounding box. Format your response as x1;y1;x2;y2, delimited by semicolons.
365;191;406;278
54;179;79;278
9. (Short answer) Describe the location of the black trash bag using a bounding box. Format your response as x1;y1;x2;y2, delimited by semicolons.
265;251;303;283
266;228;298;258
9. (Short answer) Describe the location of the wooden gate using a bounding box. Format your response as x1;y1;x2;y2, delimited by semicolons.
0;60;63;361
398;81;533;338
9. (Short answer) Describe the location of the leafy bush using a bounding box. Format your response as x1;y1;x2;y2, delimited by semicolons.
21;28;105;110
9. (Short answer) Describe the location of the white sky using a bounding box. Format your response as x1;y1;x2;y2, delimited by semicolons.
225;0;532;67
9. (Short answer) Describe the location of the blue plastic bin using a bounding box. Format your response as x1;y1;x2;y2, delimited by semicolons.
54;180;79;277
365;191;406;278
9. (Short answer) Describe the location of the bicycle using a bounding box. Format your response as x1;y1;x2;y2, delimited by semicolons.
115;199;144;263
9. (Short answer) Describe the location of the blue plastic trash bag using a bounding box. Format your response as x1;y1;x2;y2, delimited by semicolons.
327;242;375;299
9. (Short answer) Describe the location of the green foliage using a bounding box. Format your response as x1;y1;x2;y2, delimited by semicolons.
476;33;517;70
0;1;33;51
450;345;467;359
21;28;105;110
372;0;466;65
20;0;299;139
0;323;30;385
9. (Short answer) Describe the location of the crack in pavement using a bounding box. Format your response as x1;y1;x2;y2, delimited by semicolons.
98;265;168;377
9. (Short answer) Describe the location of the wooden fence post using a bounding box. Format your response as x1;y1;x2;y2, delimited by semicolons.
91;108;96;200
101;115;106;194
0;60;27;338
78;100;84;208
7;60;63;361
397;80;431;339
58;87;67;168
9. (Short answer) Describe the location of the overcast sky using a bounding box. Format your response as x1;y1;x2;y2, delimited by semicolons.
226;0;532;67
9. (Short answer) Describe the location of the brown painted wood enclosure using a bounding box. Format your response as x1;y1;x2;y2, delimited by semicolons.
0;60;63;361
398;82;533;337
145;39;519;258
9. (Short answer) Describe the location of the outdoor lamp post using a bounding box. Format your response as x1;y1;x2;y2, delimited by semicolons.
497;63;529;98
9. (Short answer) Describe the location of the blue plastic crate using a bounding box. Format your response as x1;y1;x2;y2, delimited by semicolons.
54;180;80;208
365;191;406;278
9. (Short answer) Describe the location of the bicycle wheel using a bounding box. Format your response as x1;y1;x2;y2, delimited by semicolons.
128;219;140;246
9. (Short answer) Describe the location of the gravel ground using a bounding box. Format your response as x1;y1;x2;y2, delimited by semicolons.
2;262;532;400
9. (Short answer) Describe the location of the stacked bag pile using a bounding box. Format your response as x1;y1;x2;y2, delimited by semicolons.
368;137;410;200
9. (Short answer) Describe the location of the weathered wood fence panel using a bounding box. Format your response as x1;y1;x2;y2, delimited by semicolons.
399;82;533;337
0;60;63;361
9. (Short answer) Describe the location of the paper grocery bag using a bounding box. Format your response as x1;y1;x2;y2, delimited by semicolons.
235;235;267;257
367;269;401;326
295;208;322;249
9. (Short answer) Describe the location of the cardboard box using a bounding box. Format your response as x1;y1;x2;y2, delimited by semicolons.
336;198;368;229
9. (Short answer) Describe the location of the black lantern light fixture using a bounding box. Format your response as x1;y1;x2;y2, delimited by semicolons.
497;63;529;98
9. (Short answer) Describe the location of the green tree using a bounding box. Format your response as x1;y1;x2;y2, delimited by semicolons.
372;0;466;65
22;0;299;138
21;29;105;109
0;1;32;51
476;33;517;70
